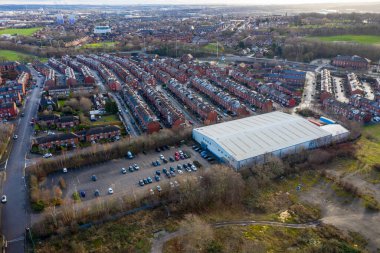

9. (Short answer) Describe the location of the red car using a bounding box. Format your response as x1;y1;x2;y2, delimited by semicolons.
175;151;179;156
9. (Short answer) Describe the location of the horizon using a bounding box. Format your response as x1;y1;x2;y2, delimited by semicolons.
2;0;380;6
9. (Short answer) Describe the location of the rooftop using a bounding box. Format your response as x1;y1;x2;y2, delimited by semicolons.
193;111;332;161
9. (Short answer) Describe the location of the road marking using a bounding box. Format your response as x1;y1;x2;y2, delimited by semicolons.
7;236;24;243
4;158;8;170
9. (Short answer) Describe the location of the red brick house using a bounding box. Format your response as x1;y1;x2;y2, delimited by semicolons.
56;116;80;129
332;55;370;69
76;125;121;142
0;102;18;119
32;133;79;150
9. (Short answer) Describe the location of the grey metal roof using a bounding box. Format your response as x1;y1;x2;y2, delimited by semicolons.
193;112;332;161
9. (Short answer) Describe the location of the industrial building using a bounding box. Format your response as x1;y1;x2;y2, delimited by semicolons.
192;111;349;170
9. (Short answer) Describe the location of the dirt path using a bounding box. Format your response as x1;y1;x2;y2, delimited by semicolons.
150;220;320;253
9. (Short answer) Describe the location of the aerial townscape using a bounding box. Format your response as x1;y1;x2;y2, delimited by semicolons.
1;1;380;253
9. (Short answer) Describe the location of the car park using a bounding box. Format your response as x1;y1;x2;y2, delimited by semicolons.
121;168;127;174
108;188;114;194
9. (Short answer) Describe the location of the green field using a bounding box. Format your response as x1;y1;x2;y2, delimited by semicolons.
309;35;380;45
202;42;225;53
0;50;47;62
0;27;41;36
83;42;116;49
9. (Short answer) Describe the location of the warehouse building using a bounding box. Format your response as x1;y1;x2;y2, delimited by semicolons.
192;111;349;170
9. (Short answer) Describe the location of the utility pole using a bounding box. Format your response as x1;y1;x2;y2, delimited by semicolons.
216;41;219;59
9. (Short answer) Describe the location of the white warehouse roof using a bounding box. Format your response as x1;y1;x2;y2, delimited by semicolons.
193;111;332;161
320;124;349;137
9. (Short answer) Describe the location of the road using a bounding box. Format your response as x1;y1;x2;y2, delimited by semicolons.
90;69;140;136
151;220;320;253
1;67;44;253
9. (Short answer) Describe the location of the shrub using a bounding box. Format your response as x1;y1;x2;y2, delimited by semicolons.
32;200;46;212
72;192;80;201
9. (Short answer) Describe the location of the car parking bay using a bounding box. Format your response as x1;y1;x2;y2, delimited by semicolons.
47;145;211;203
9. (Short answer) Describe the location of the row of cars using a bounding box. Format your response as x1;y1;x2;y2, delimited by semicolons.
192;146;215;162
139;161;198;187
78;187;114;198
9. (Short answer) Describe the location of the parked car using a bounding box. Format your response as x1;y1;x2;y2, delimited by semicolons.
162;158;168;164
121;168;127;174
177;164;182;170
43;153;52;158
162;168;168;174
156;185;162;192
1;195;7;203
127;151;134;159
62;168;68;173
94;190;100;197
80;191;86;198
139;180;144;186
170;167;175;173
177;169;184;174
155;175;160;182
155;170;161;176
147;177;153;184
13;135;18;140
159;154;165;160
143;178;148;184
133;164;140;170
191;165;197;171
91;175;97;181
108;188;114;194
129;166;134;172
170;171;176;177
169;156;175;162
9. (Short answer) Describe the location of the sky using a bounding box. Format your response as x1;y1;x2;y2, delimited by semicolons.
1;0;380;5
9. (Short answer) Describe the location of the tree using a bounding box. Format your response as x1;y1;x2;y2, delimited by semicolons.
105;99;118;114
178;214;214;253
79;97;92;113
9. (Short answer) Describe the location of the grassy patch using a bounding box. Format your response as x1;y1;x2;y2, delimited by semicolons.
83;42;116;49
0;50;47;62
57;100;66;108
90;114;122;127
0;27;41;36
308;34;380;45
202;43;225;53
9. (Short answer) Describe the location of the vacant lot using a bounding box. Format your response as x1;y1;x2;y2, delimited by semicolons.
0;50;46;62
309;35;380;45
0;27;41;36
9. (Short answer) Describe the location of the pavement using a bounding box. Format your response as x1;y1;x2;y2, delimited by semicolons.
150;219;320;253
1;67;44;253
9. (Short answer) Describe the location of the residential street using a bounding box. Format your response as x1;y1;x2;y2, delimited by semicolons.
1;67;43;253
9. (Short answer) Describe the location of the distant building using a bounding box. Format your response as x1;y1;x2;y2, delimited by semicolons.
94;26;111;35
332;55;370;69
32;133;79;150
